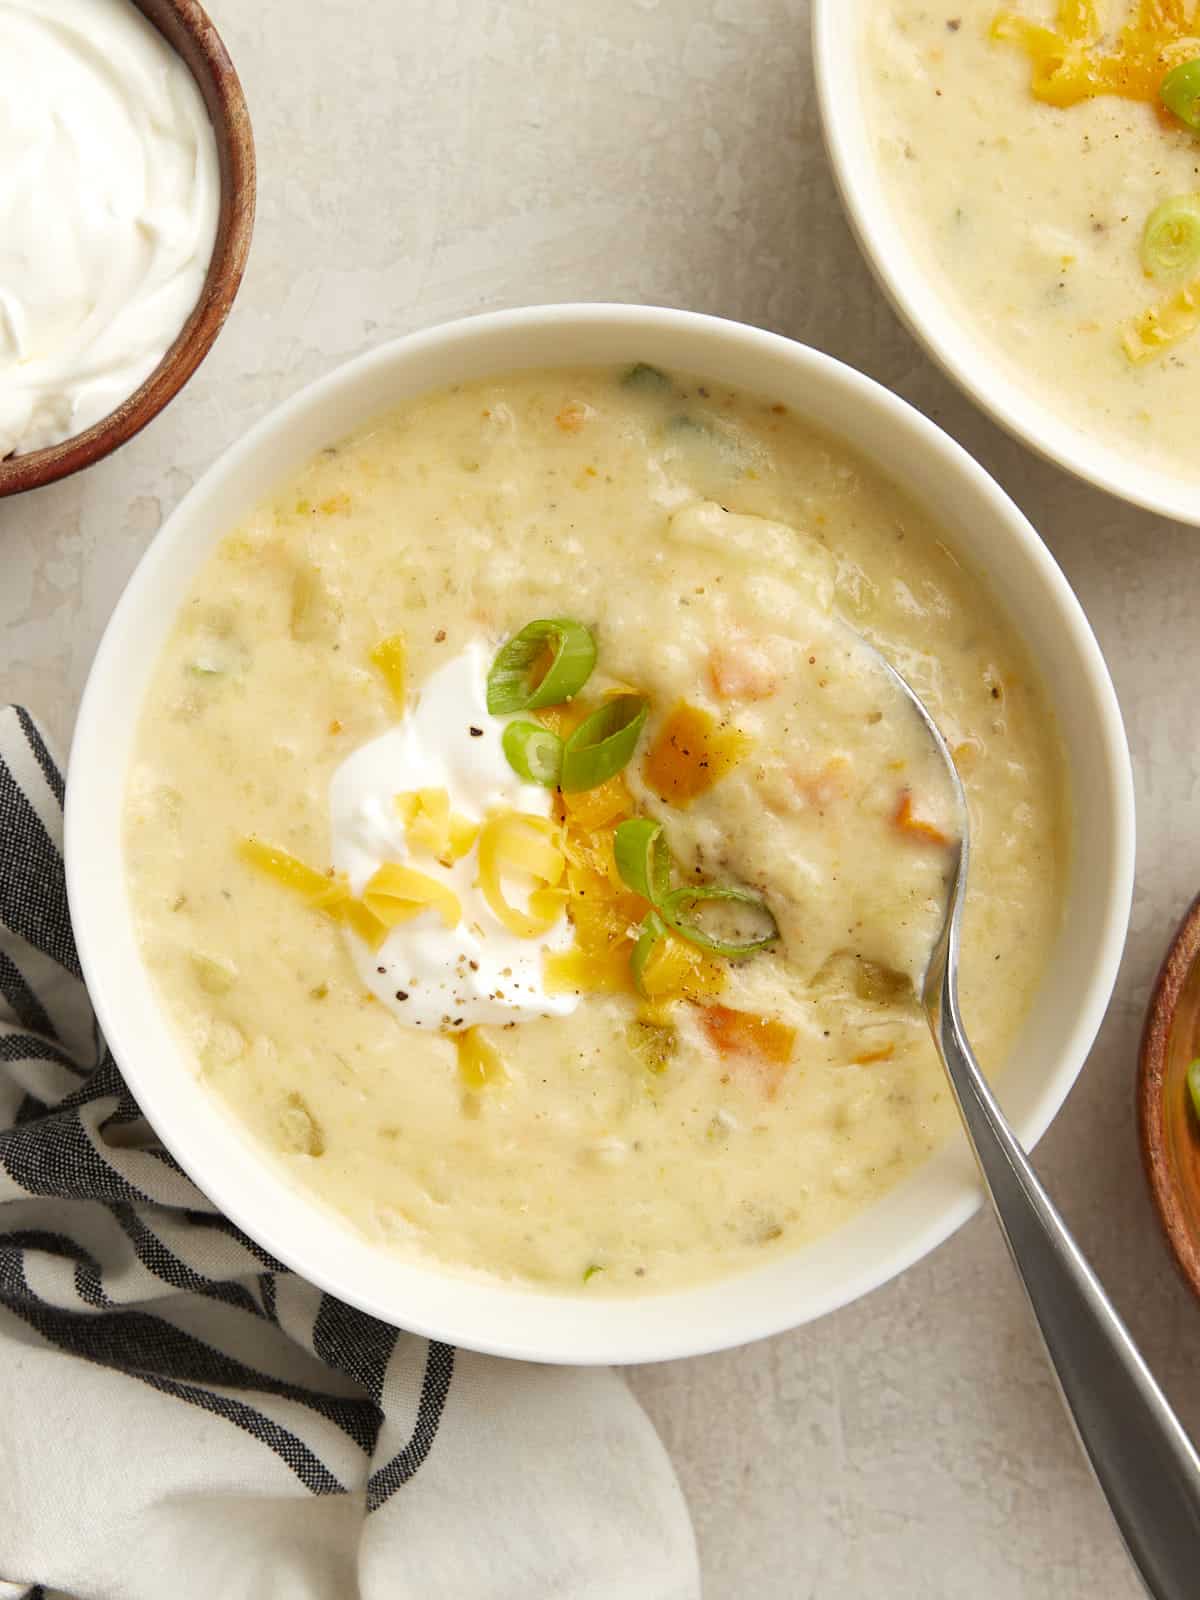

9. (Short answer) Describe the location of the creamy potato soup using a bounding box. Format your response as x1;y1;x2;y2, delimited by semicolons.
125;365;1068;1293
868;2;1200;485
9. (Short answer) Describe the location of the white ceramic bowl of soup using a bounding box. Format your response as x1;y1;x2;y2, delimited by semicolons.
813;2;1200;526
65;305;1134;1364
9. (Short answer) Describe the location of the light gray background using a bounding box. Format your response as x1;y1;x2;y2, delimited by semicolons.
3;2;1195;1594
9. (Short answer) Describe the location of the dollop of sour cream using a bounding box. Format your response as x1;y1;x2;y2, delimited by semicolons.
329;644;580;1031
0;0;220;458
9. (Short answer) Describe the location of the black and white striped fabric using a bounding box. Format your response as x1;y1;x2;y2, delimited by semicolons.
0;707;699;1600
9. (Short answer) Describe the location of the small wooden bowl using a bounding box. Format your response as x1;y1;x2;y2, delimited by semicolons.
0;0;255;498
1139;894;1200;1297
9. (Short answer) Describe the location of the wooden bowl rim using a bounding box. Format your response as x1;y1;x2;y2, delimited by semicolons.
1138;891;1200;1297
0;0;256;498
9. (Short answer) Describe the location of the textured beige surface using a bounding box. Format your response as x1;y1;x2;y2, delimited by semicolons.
1;2;1193;1594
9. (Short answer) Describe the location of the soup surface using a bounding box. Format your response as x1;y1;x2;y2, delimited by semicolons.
125;364;1069;1293
867;1;1200;486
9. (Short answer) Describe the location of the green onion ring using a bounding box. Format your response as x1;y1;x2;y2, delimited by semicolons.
631;910;670;997
1189;1060;1200;1124
501;717;563;787
1161;58;1200;133
613;817;671;903
486;619;597;715
659;884;779;958
560;695;648;792
1141;194;1200;279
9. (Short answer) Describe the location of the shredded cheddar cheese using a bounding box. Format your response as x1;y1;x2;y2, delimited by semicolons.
992;1;1200;108
476;811;566;938
542;775;729;1005
369;633;408;708
362;862;462;930
396;788;479;864
1123;270;1200;359
339;899;388;951
239;836;391;949
238;837;349;913
637;931;725;1004
456;1027;507;1088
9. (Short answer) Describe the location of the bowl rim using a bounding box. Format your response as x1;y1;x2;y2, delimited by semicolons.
0;0;256;499
64;303;1137;1364
811;1;1200;528
1138;894;1200;1297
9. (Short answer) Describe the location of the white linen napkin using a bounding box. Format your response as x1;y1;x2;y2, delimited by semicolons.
0;706;700;1600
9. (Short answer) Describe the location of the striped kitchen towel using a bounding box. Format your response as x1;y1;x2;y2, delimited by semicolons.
0;706;699;1600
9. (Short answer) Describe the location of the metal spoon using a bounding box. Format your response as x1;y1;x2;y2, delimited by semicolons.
878;651;1200;1598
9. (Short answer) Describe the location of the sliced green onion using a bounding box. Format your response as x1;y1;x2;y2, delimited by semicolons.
1188;1059;1200;1123
614;818;670;903
583;1263;605;1283
1141;195;1200;279
501;717;563;787
659;885;779;958
631;910;669;997
621;362;672;392
486;619;596;715
560;695;648;792
1161;59;1200;133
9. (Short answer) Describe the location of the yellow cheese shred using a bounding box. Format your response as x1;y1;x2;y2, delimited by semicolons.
396;788;479;863
362;862;461;930
540;770;730;1004
992;2;1200;108
369;633;408;709
238;837;349;913
1122;270;1200;360
341;898;390;952
239;836;391;949
456;1027;507;1089
638;932;725;1004
477;812;566;938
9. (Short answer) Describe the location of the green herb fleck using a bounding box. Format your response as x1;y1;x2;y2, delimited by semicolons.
620;362;672;393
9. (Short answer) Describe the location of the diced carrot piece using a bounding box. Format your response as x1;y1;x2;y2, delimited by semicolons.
699;1004;795;1098
644;703;749;807
790;755;851;812
556;402;589;433
852;1044;896;1066
893;789;950;847
708;640;778;703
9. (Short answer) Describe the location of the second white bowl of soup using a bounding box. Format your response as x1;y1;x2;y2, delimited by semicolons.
815;1;1200;524
66;306;1134;1363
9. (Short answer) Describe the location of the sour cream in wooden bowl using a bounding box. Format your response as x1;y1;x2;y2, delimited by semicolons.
0;0;254;495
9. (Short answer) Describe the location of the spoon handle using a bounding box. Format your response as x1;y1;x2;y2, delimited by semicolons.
932;998;1200;1598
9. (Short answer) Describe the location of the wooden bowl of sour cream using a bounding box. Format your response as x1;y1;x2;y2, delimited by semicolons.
1140;896;1200;1301
0;0;255;498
